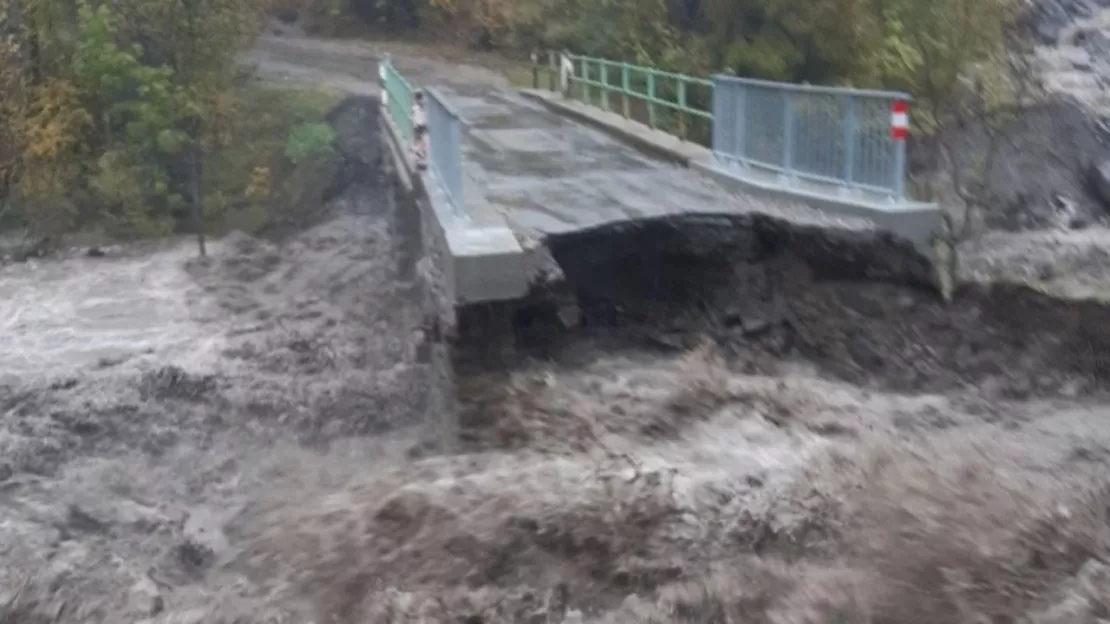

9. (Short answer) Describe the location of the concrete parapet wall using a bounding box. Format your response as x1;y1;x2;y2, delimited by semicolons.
379;100;534;307
693;162;945;259
380;106;460;452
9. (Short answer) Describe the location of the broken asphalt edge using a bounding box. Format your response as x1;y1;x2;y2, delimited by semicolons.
518;88;956;301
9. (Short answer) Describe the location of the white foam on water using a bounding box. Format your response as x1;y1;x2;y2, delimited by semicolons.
0;240;229;380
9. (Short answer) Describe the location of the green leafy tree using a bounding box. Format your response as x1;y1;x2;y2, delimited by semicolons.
123;0;265;255
72;0;186;238
877;0;1026;239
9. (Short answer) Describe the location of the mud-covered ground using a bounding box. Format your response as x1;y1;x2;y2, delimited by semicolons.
6;30;1110;624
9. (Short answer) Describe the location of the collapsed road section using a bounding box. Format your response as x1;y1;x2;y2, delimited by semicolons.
379;78;1110;447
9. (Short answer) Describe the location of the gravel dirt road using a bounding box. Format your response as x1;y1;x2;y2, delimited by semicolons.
5;30;1110;624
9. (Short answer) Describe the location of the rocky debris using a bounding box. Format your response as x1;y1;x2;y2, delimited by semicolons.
1076;26;1110;58
1033;0;1110;44
138;366;216;402
1029;559;1110;623
1036;0;1075;44
924;100;1110;231
65;504;109;534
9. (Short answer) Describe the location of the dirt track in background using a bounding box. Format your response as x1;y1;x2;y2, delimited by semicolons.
5;30;1110;624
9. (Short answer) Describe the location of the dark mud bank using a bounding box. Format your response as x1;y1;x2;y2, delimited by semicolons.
463;213;1110;400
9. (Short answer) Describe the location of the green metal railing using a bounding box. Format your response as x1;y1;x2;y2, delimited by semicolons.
531;52;713;143
380;54;414;143
530;51;916;202
378;55;468;211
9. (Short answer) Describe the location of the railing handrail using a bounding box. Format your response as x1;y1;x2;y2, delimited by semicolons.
537;51;714;139
379;55;466;212
531;50;916;202
711;75;910;199
566;54;714;87
427;86;468;124
713;74;911;101
381;54;415;142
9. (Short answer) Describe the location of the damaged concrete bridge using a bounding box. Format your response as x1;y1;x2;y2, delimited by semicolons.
378;53;946;314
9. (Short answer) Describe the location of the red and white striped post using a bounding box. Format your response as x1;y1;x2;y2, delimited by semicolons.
891;101;909;140
891;100;909;199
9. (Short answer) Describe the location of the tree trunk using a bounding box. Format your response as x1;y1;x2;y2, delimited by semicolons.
187;144;206;257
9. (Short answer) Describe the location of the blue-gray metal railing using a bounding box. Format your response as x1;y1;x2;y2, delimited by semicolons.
380;54;414;143
711;75;910;199
426;88;465;213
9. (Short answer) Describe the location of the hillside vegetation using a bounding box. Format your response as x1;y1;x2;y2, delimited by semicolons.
2;0;1026;245
0;0;341;248
339;0;1022;121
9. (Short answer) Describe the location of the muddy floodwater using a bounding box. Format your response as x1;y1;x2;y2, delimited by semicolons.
6;37;1110;624
5;168;1110;623
0;243;227;379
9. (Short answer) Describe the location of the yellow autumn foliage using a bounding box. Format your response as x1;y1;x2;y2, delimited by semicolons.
245;165;272;199
0;30;26;196
21;80;92;162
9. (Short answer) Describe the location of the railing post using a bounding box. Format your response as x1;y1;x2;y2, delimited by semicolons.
894;134;906;200
449;102;463;210
677;79;687;140
711;77;725;160
647;73;657;129
559;52;572;97
735;82;747;167
621;64;631;118
379;54;389;109
580;57;589;103
600;62;610;111
548;51;557;91
782;91;796;183
842;94;857;193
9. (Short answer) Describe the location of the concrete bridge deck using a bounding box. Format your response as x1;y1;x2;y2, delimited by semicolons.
442;85;841;237
385;79;944;305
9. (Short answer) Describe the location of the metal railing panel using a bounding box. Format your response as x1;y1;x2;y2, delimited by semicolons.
711;75;910;199
426;87;465;213
528;51;916;200
531;52;713;142
379;56;467;212
380;54;414;143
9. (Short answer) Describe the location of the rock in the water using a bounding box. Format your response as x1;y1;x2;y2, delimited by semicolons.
66;504;108;533
1087;160;1110;210
128;577;164;617
177;505;230;571
1037;0;1074;43
183;506;230;556
1028;559;1110;624
1036;0;1110;44
1077;28;1110;59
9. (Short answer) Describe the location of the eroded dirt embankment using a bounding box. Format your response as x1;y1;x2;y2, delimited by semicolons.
434;218;1110;624
460;214;1110;400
